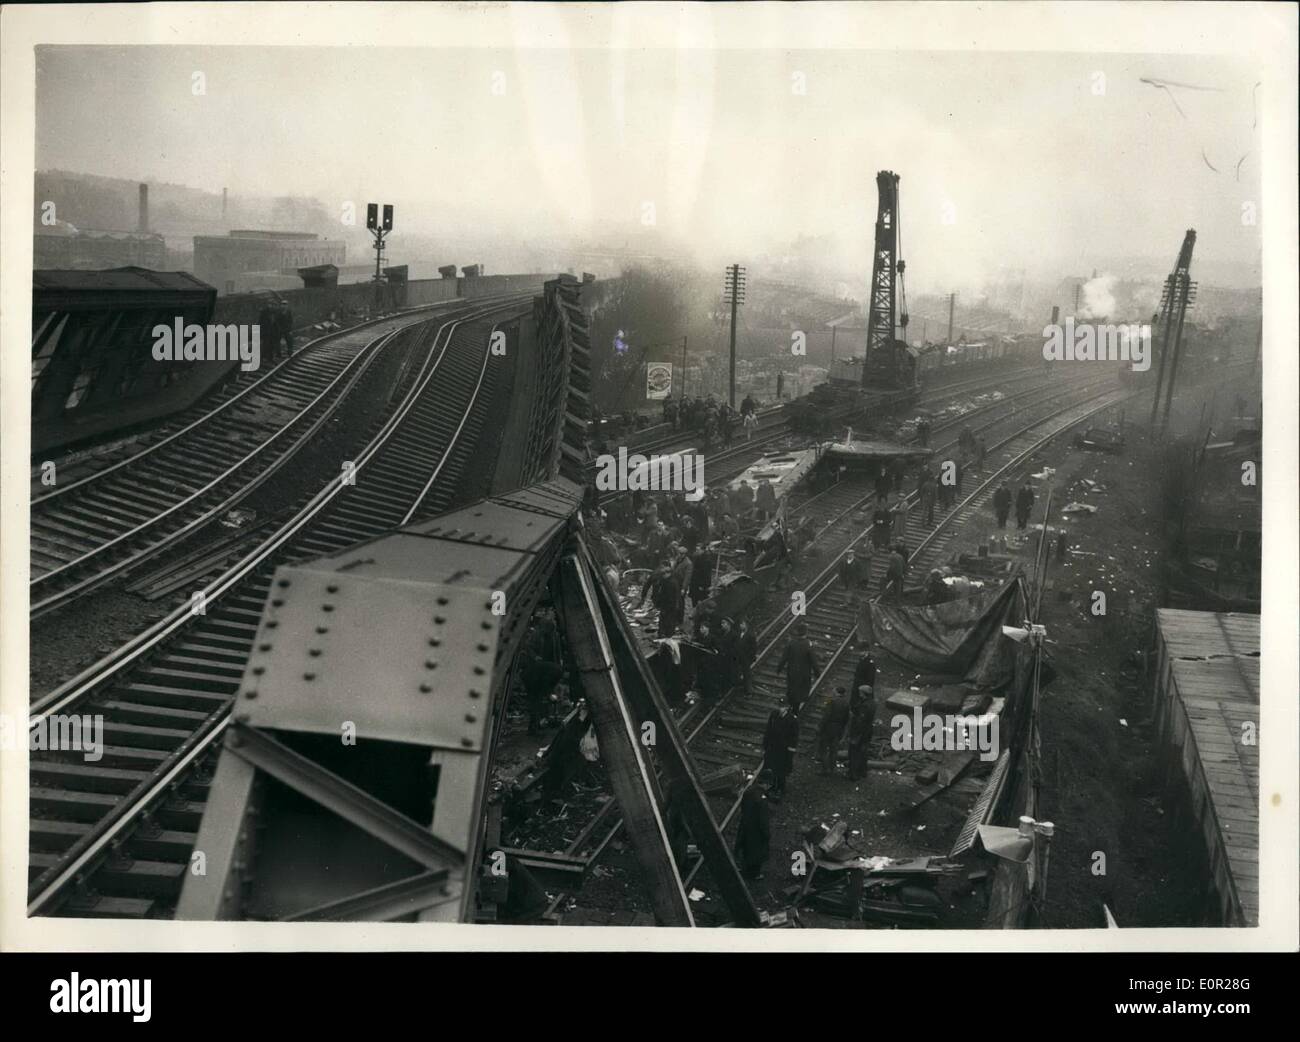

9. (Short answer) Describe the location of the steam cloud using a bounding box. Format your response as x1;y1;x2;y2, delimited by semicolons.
1078;274;1118;319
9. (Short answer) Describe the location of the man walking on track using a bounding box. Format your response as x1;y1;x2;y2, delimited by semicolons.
1015;482;1036;530
762;704;800;800
776;621;819;711
993;482;1012;528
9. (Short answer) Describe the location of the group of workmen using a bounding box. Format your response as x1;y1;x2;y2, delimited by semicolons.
662;392;761;447
764;623;881;785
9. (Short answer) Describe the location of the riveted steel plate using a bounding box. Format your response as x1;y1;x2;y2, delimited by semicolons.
241;562;501;751
405;499;572;555
313;531;530;589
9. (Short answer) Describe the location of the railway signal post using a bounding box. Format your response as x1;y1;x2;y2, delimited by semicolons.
367;202;394;312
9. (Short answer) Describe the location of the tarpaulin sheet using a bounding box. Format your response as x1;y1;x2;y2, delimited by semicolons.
822;439;935;462
862;576;1029;690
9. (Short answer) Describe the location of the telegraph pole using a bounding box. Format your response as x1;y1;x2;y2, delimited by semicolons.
723;263;746;408
680;335;688;397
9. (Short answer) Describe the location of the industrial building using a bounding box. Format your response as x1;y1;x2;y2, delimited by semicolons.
193;229;346;294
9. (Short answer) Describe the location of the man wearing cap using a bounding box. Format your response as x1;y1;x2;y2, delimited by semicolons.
851;647;877;696
847;685;877;782
816;685;853;775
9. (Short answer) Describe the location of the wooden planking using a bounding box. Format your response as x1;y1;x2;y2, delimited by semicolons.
1153;610;1260;926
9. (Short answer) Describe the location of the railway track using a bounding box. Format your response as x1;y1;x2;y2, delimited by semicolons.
618;359;1049;456
27;296;532;919
596;361;1082;508
29;298;519;620
538;378;1135;914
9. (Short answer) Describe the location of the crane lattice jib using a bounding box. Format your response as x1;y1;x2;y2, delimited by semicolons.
863;170;901;387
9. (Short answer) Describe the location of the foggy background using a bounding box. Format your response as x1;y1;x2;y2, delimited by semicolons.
35;45;1262;296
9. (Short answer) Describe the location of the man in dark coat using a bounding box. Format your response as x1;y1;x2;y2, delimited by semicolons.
870;503;893;550
733;785;770;879
763;704;800;798
671;546;693;615
874;468;891;504
690;546;713;604
838;548;866;592
919;471;937;525
851;648;877;697
815;685;853;774
776;621;819;711
884;543;908;602
1015;483;1036;530
847;685;877;781
638;565;681;637
993;482;1012;528
681;516;700;555
715;616;739;696
736;618;757;694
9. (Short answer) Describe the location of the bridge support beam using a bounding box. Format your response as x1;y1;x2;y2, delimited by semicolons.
556;537;762;927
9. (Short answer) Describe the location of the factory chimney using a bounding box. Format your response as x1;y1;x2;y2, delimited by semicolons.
222;187;228;223
138;183;149;233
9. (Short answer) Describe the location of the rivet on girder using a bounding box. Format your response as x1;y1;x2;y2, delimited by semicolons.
327;584;339;593
425;660;438;669
477;643;489;653
419;684;433;694
266;620;278;629
322;604;335;612
437;596;449;606
272;599;285;608
428;637;441;647
309;648;321;657
469;689;482;699
473;666;485;676
244;690;258;700
465;713;477;724
460;737;474;748
434;615;446;625
258;643;272;652
316;626;329;634
277;579;290;588
303;672;316;681
252;666;265;676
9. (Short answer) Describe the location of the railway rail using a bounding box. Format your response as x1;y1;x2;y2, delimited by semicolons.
27;296;533;918
29;297;522;620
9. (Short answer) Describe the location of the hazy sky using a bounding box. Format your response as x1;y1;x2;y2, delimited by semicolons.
36;44;1262;290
